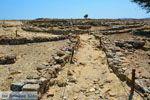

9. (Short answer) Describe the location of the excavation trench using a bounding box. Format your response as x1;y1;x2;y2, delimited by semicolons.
42;34;142;100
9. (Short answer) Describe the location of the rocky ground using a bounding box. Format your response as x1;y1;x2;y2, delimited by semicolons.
0;40;68;91
105;32;150;94
0;20;149;100
42;34;142;100
0;21;69;91
107;33;150;78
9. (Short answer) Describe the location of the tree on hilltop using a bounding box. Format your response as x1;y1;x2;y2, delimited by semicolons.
84;14;88;19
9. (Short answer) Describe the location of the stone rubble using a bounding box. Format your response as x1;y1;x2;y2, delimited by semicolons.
0;35;68;45
1;19;149;99
93;34;150;96
9;35;80;98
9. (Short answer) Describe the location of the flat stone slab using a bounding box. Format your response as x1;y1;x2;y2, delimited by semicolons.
10;82;25;91
22;84;40;91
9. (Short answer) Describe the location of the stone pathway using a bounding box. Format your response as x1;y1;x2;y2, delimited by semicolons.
42;34;142;100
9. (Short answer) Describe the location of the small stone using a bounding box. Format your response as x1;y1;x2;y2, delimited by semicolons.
67;40;72;44
124;43;133;49
113;60;120;65
47;69;55;78
113;56;121;61
116;52;124;56
144;93;150;98
85;92;93;97
63;96;68;100
11;70;22;75
5;55;16;64
93;79;99;84
26;74;40;79
5;55;16;60
56;51;65;57
0;55;16;64
98;94;104;99
10;82;25;91
114;47;121;51
49;69;57;78
108;47;114;51
99;84;104;89
53;64;62;72
36;66;47;70
49;79;56;86
61;54;69;62
68;76;77;83
43;62;50;66
115;41;125;47
39;77;49;94
95;90;100;94
79;62;86;66
73;96;78;100
57;79;67;87
8;76;13;79
61;47;70;51
67;70;74;76
47;91;54;97
120;57;126;60
104;80;112;83
106;52;114;58
54;56;60;60
22;84;40;91
54;56;64;64
133;40;145;48
89;88;95;92
80;89;86;93
107;58;113;63
109;62;114;67
9;68;21;75
38;77;48;85
122;67;127;71
42;72;51;80
109;91;116;97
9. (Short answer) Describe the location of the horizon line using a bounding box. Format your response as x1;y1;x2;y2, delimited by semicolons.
0;17;150;20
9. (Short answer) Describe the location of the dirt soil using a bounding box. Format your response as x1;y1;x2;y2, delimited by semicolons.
0;20;62;39
107;33;150;79
0;40;68;91
42;34;142;100
0;20;148;100
0;21;69;91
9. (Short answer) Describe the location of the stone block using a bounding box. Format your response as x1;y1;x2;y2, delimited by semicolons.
10;82;24;91
22;84;40;91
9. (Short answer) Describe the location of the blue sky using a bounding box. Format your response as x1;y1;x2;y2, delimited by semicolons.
0;0;150;19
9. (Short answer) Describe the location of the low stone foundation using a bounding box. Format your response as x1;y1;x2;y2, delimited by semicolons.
9;35;81;99
94;34;150;97
0;35;68;45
